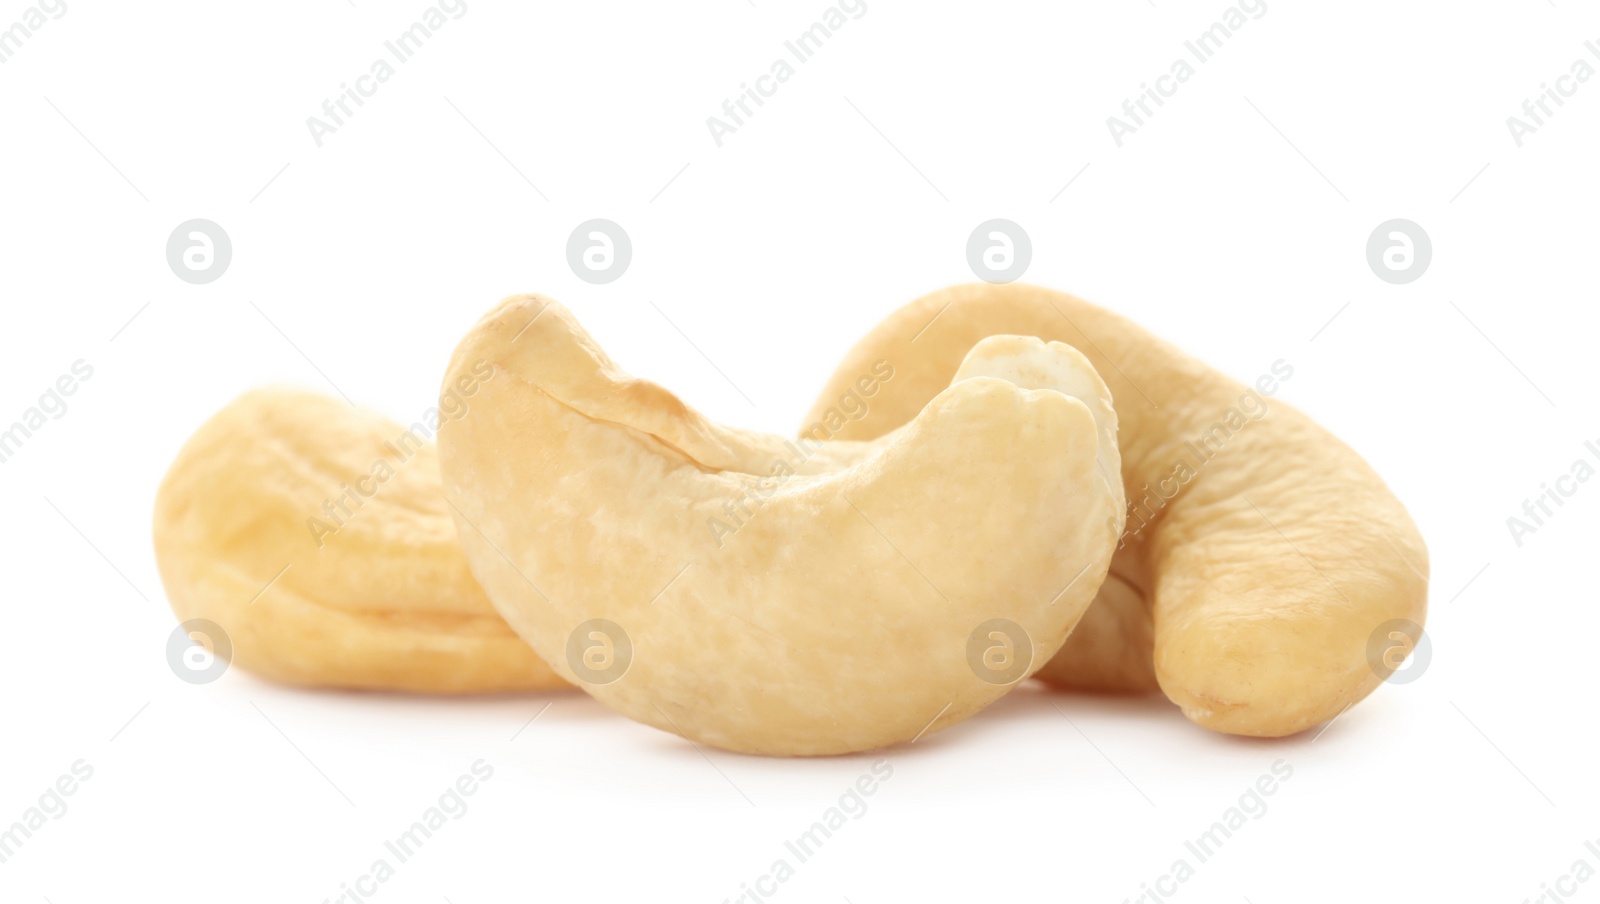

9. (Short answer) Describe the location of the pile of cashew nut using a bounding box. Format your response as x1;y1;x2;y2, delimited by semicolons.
153;284;1428;756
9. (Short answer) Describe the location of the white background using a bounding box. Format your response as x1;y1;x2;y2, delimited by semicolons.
2;1;1597;902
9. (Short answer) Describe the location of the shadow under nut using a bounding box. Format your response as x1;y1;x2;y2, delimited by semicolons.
152;388;568;693
802;283;1429;738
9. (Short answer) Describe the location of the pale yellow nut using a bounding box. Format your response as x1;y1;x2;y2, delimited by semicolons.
153;388;568;693
803;283;1429;738
437;295;1124;756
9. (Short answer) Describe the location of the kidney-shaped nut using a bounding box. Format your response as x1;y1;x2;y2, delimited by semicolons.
803;283;1430;738
153;388;568;693
437;295;1125;756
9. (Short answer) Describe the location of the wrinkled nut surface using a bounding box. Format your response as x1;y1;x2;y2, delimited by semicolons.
153;388;568;693
437;296;1124;756
804;283;1429;738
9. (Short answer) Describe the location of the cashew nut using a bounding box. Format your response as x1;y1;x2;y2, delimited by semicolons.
436;296;1124;755
803;283;1429;737
153;388;567;693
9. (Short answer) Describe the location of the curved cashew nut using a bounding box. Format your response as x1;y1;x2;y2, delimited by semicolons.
803;283;1429;737
436;296;1124;755
153;388;567;693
